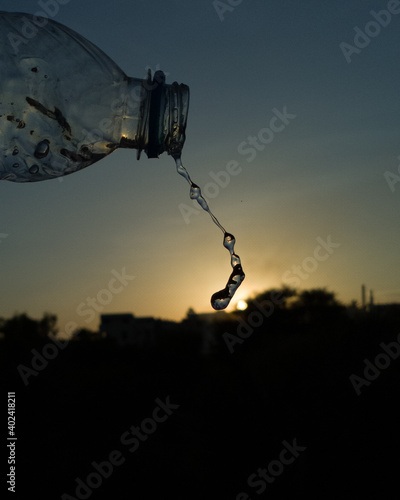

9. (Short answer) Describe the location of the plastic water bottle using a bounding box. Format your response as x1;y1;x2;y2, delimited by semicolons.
0;11;189;182
0;11;245;310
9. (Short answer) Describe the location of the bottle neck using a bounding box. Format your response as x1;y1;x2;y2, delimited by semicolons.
121;71;189;160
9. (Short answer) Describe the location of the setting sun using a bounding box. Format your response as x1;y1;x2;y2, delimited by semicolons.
237;300;248;311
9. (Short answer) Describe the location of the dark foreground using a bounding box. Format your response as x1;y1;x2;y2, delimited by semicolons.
2;309;400;500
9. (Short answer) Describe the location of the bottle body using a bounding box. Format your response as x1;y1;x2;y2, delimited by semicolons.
0;11;189;182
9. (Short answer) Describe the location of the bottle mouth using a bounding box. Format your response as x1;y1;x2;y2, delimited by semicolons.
143;70;190;160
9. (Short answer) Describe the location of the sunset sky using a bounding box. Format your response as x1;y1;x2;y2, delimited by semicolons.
1;0;400;335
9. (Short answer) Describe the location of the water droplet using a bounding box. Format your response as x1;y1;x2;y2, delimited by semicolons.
197;197;209;211
29;165;39;174
190;183;200;200
174;155;245;310
231;253;240;267
34;140;50;159
223;232;235;252
12;147;18;156
12;163;19;168
175;160;190;182
211;263;245;311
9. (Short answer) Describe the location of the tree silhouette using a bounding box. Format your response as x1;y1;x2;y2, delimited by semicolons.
1;312;58;345
292;288;341;309
254;286;297;308
243;286;297;317
185;308;197;320
38;312;58;338
288;288;345;326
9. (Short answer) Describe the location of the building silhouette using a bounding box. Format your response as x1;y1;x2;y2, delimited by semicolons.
99;313;158;347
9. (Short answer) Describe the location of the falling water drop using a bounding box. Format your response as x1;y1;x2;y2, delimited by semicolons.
190;183;200;200
173;155;245;310
223;232;235;252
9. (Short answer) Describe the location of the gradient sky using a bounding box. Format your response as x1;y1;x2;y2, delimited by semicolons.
1;0;400;334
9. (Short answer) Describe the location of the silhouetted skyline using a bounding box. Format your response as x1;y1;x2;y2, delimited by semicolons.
2;281;400;499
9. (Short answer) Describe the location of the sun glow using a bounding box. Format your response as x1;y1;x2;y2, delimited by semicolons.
237;299;248;311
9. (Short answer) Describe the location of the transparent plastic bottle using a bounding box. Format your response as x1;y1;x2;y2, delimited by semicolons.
0;11;189;182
